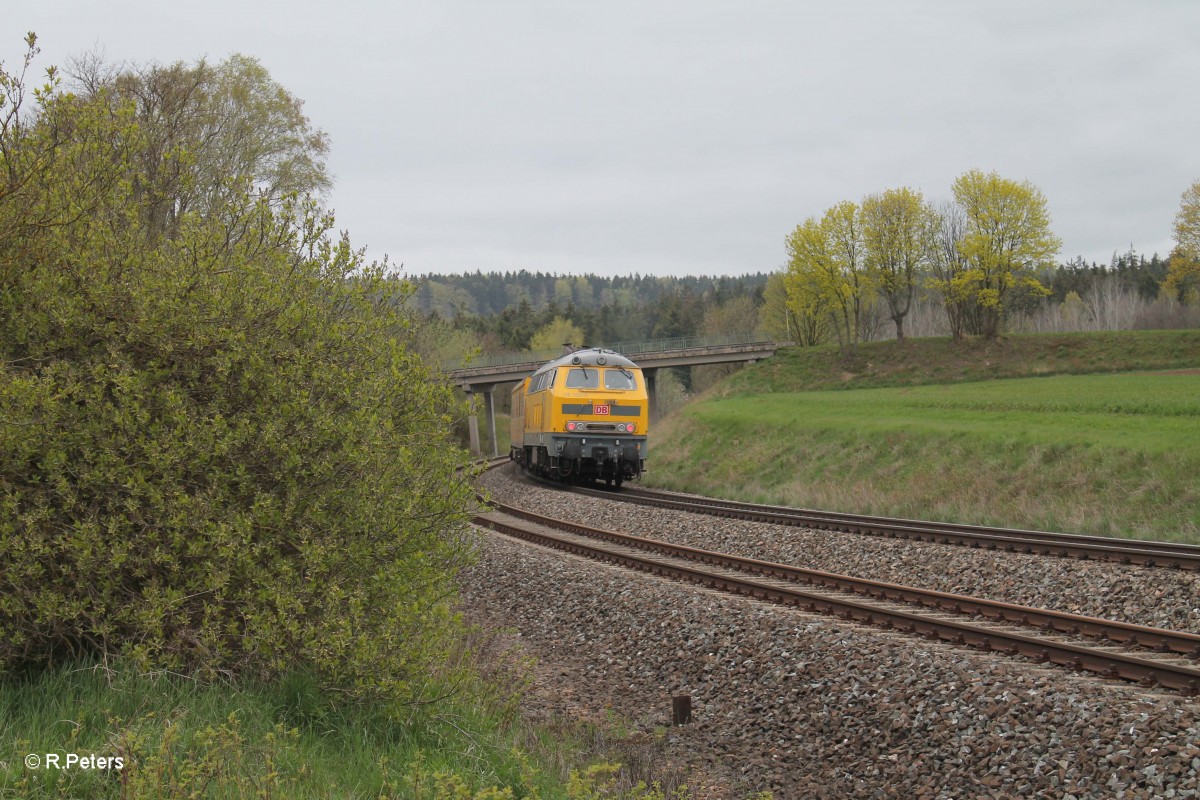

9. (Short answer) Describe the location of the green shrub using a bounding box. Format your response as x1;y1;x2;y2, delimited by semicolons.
0;37;476;702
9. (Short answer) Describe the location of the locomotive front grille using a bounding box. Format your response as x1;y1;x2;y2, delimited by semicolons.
584;423;617;432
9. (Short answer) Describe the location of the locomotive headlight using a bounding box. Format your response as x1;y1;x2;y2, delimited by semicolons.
566;421;576;431
626;422;636;433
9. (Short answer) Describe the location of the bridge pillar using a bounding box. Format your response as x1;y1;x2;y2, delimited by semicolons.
462;384;498;458
644;369;658;426
464;392;481;456
484;389;498;457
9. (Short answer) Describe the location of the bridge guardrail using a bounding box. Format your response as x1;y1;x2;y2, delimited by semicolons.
448;332;768;372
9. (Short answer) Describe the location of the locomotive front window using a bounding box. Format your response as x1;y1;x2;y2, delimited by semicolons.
565;368;600;389
603;369;636;390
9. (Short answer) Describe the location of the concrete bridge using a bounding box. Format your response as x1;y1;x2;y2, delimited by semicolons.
448;336;785;456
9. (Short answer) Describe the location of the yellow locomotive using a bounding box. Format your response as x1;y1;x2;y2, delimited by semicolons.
510;347;648;487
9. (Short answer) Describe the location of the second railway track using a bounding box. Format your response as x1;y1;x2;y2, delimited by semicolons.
474;499;1200;695
563;482;1200;571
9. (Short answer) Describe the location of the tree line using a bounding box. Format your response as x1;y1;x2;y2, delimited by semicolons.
780;171;1200;355
408;248;1196;375
404;272;768;367
405;171;1200;368
410;269;768;319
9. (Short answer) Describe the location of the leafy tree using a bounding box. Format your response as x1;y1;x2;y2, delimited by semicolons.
699;294;758;340
409;311;483;369
1173;179;1200;257
648;289;704;340
67;50;331;239
758;272;828;346
784;202;872;357
861;187;935;342
755;273;791;342
950;169;1060;338
0;38;474;703
528;315;586;352
693;295;759;391
1164;179;1200;303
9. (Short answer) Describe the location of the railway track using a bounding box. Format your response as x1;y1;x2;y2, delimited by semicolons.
473;499;1200;695
563;483;1200;571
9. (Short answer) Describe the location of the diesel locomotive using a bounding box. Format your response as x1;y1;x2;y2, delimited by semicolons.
509;347;648;487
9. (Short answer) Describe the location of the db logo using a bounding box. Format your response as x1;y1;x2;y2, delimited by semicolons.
593;404;610;415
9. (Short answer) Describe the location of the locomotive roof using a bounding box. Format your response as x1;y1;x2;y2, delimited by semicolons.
533;347;639;375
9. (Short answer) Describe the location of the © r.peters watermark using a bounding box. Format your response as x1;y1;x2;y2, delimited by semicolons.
24;753;125;770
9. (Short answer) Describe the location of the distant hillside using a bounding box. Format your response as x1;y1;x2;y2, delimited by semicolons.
408;270;769;318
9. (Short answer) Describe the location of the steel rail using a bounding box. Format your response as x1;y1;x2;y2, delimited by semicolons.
568;484;1200;571
474;504;1200;695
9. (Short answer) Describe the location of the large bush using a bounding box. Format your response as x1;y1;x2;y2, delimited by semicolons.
0;37;476;701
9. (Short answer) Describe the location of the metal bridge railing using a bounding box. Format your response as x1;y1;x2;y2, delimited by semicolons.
449;332;768;371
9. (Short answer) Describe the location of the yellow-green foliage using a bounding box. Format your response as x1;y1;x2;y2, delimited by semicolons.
1173;178;1200;259
1164;178;1200;303
0;38;475;701
784;202;872;355
860;186;936;341
530;316;587;353
949;169;1060;336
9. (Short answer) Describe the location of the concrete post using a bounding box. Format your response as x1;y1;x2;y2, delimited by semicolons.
672;695;692;725
464;390;481;457
644;369;658;426
484;388;498;458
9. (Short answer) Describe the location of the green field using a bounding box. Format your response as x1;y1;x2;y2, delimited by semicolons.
647;367;1200;542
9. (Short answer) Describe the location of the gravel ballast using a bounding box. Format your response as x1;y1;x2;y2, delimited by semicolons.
479;466;1200;635
461;466;1200;798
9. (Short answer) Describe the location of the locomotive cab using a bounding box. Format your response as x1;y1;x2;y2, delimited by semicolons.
510;348;648;487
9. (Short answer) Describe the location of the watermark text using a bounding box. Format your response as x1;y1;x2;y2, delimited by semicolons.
25;753;124;770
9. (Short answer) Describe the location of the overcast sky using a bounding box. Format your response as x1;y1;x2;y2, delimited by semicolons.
16;1;1200;277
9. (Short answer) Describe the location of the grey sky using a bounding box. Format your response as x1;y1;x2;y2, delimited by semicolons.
17;1;1200;277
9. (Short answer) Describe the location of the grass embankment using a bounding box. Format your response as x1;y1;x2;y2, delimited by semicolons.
717;329;1200;394
1;657;680;799
647;331;1200;542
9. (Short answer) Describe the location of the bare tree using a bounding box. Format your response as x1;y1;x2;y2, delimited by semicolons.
1083;273;1140;330
927;200;973;339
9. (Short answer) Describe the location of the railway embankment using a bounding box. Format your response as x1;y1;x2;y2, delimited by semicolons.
645;331;1200;542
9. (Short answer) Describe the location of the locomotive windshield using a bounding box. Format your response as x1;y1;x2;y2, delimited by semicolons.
603;369;636;390
564;368;600;389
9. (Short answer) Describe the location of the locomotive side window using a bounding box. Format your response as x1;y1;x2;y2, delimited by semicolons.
529;369;559;392
565;368;600;389
603;369;636;390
